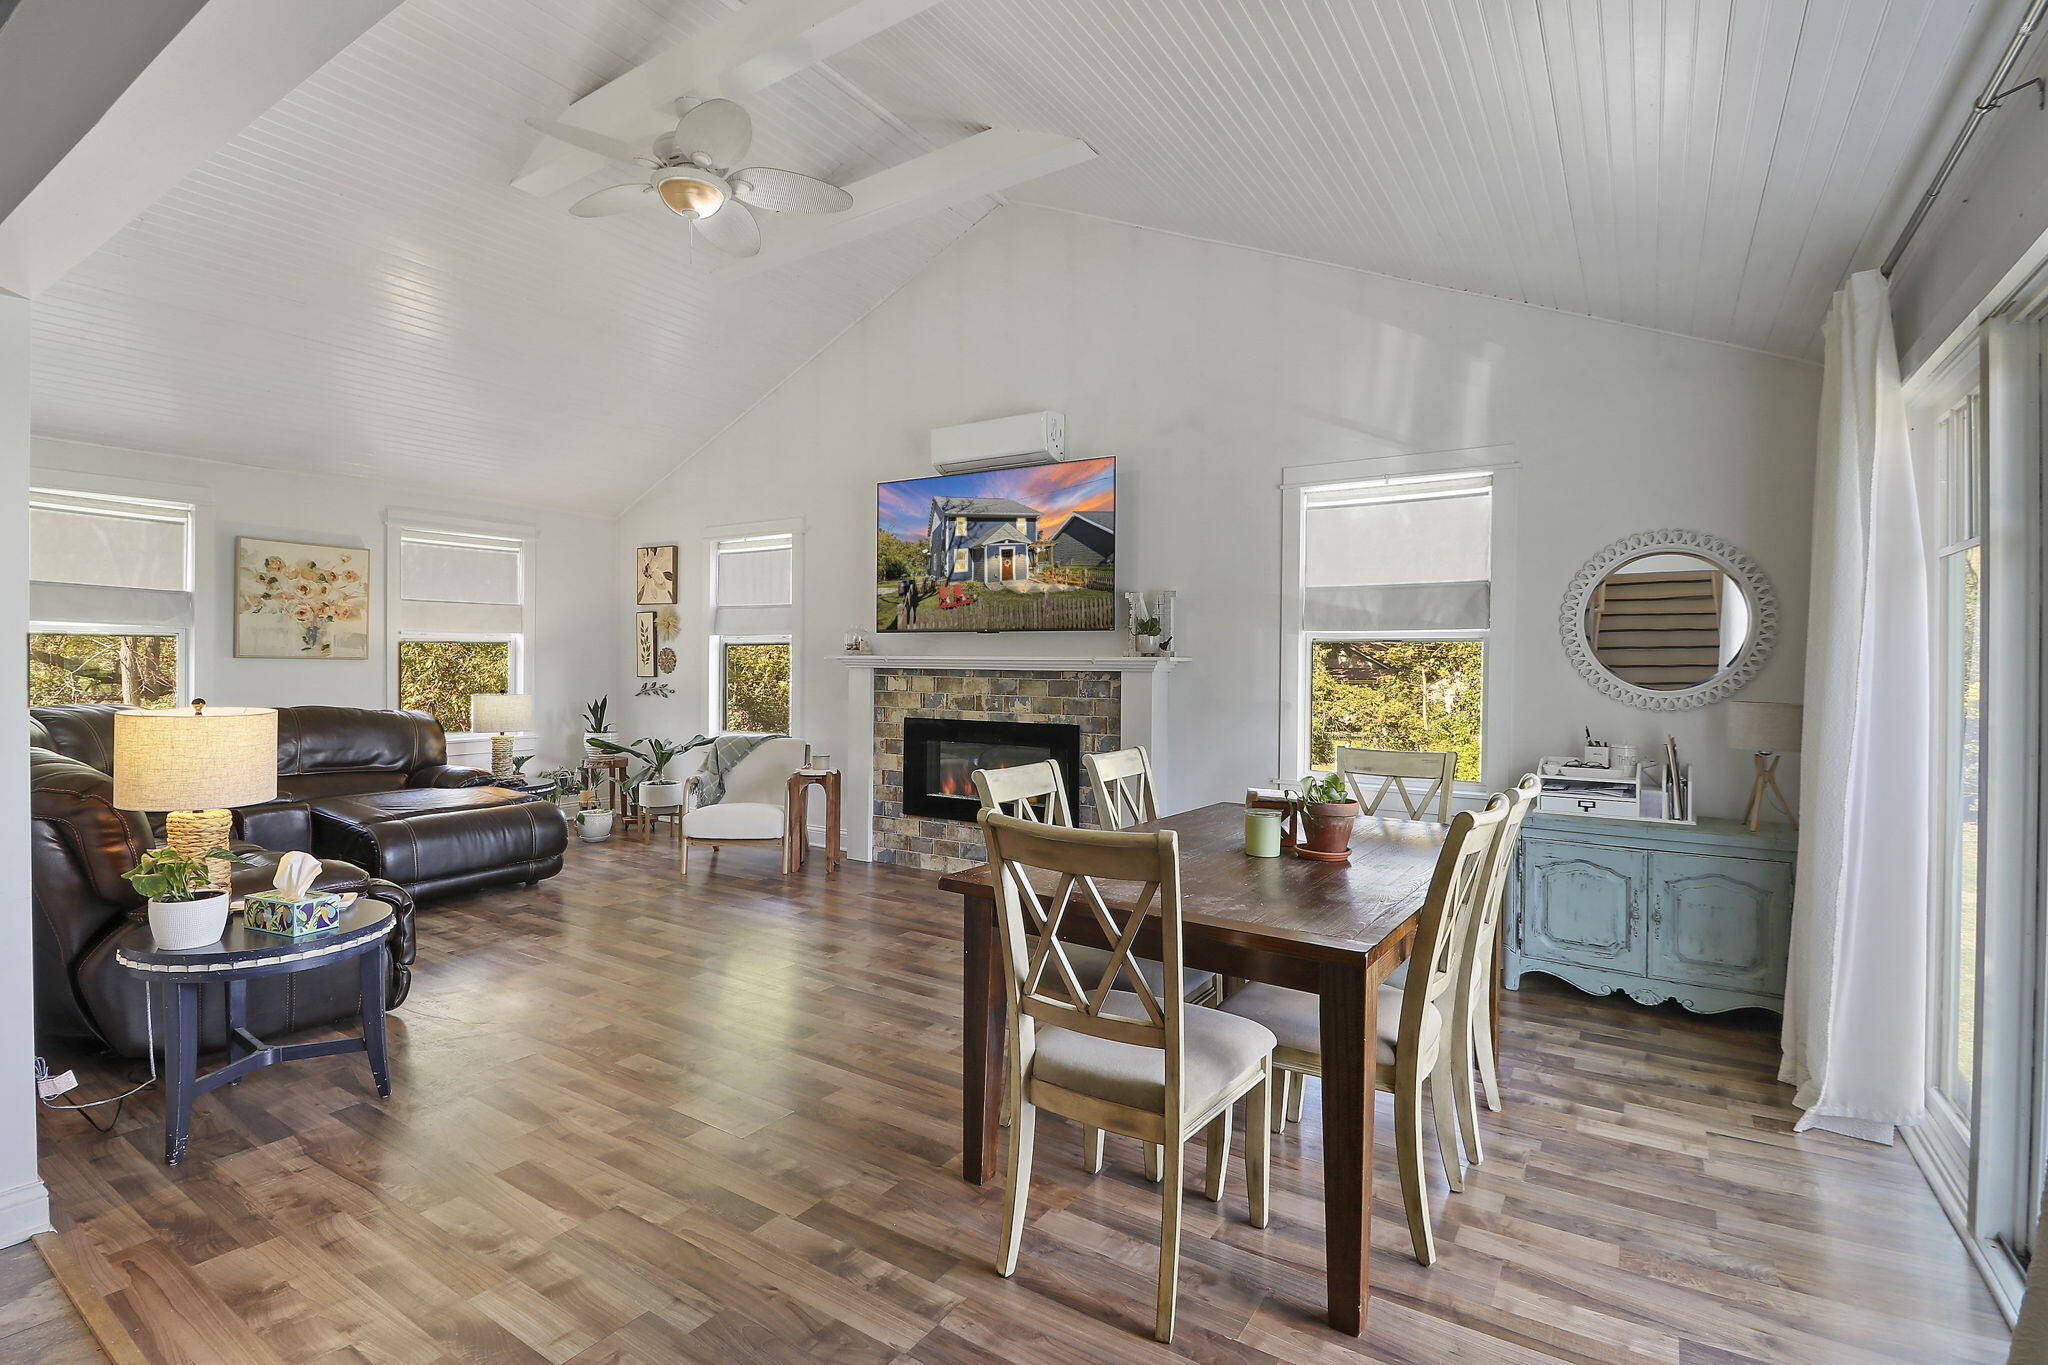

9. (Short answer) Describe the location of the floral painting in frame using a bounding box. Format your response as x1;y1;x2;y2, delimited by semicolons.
636;545;677;605
235;537;372;659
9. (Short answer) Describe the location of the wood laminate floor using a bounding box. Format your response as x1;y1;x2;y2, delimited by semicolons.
0;1240;106;1362
35;836;2008;1363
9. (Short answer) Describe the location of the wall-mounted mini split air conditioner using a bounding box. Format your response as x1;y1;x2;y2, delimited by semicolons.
929;411;1066;474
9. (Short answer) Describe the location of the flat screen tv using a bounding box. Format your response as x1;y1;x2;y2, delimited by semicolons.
876;456;1115;633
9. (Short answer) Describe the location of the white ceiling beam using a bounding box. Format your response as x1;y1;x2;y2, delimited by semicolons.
0;0;401;298
515;0;951;199
716;129;1095;278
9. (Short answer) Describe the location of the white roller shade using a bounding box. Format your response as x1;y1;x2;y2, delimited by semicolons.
31;489;191;592
399;531;524;634
713;533;793;634
1302;475;1491;632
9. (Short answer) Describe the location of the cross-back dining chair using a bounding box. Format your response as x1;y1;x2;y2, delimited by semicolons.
1447;773;1539;1161
1084;746;1158;831
1218;801;1506;1265
981;810;1276;1342
973;759;1222;1175
1334;746;1457;824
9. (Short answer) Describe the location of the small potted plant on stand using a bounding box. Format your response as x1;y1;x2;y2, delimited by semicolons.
123;845;249;950
582;696;613;756
1294;770;1361;863
589;736;690;813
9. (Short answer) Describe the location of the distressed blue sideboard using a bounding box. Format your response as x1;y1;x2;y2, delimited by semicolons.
1505;813;1798;1014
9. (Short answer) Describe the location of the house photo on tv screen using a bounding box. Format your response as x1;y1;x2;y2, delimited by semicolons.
875;456;1115;632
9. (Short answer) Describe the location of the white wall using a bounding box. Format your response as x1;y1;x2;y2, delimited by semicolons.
32;436;617;769
617;206;1821;830
1889;36;2048;376
1;294;51;1245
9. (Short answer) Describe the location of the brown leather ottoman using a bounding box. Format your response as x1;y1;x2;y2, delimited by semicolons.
304;787;569;901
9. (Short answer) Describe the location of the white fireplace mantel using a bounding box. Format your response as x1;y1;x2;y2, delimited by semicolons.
834;653;1187;862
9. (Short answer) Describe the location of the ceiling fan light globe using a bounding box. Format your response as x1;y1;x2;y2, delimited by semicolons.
652;166;727;219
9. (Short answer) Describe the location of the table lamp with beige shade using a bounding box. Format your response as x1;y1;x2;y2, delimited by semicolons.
469;693;532;778
1726;700;1801;832
113;702;279;891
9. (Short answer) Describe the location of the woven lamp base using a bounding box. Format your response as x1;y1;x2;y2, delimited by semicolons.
491;733;515;778
165;808;236;891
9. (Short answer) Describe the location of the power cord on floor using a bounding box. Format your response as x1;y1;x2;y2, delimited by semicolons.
34;987;159;1132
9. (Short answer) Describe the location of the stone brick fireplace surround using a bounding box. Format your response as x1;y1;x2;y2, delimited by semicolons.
837;655;1184;872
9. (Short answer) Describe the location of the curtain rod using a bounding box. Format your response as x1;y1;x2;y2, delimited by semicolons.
1882;0;2048;278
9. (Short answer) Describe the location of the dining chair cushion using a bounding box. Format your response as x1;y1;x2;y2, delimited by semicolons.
1058;943;1219;1004
1218;982;1438;1068
1030;993;1275;1114
681;801;785;840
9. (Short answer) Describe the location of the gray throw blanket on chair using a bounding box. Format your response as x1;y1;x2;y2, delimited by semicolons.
692;731;788;807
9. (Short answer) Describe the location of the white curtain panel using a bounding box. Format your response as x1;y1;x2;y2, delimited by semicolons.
1779;270;1932;1143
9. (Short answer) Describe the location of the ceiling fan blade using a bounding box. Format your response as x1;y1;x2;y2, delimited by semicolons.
569;183;650;217
525;116;645;165
674;98;752;168
731;167;852;215
692;200;761;258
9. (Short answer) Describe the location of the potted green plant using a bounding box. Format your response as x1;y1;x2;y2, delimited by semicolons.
123;845;249;950
589;736;690;811
582;696;612;755
575;808;613;842
1295;770;1360;862
1134;616;1165;655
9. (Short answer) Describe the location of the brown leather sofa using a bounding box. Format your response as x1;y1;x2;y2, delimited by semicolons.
31;743;418;1059
31;704;569;900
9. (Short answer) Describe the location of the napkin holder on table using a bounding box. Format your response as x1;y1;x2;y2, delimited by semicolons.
243;850;345;936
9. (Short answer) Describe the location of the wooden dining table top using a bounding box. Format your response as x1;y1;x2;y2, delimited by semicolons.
938;801;1445;964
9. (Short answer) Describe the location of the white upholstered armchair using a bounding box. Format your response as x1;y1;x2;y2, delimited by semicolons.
673;736;810;874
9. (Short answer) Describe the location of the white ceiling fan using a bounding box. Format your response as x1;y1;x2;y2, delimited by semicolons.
529;98;853;258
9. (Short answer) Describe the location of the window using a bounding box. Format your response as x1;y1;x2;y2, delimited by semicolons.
393;527;527;732
1287;470;1493;782
28;487;196;704
397;639;511;735
954;548;969;574
1933;391;1985;1124
710;528;798;735
718;640;791;731
28;632;180;707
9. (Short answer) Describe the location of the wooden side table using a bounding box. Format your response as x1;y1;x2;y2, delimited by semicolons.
114;898;396;1165
585;753;637;836
784;768;842;873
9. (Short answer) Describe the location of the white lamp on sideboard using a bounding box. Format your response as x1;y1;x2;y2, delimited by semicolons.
1726;700;1802;833
470;693;533;778
113;702;279;891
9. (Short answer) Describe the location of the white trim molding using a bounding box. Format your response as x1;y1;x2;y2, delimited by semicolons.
0;1177;52;1248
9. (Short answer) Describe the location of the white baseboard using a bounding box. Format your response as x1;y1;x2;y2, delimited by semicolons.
0;1176;52;1248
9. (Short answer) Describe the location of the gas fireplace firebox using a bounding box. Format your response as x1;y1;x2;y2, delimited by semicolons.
903;716;1083;821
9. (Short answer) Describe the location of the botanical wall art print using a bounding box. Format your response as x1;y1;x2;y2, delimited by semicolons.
635;610;658;677
636;544;678;605
235;537;372;659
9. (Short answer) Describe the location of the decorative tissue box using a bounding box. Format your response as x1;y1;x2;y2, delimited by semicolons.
243;890;343;937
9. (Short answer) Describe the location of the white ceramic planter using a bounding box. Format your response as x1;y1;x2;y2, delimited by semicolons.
584;731;615;755
576;811;614;842
148;891;232;951
638;779;684;811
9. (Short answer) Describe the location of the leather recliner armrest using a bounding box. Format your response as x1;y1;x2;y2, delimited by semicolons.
234;799;314;851
407;764;497;789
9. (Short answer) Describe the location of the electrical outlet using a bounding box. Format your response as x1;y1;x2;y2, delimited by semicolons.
37;1069;77;1100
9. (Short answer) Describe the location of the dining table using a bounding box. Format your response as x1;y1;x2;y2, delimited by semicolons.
942;800;1445;1336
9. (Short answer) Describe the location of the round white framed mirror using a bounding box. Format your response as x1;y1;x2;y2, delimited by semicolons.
1559;529;1778;711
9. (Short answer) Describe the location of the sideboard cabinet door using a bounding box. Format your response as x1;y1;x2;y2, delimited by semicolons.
1517;841;1649;975
1647;854;1793;996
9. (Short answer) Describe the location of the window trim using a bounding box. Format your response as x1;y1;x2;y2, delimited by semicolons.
383;511;535;713
27;621;190;708
1278;446;1518;795
706;518;804;739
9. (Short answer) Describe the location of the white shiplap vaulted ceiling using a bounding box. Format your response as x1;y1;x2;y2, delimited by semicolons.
28;0;2006;513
